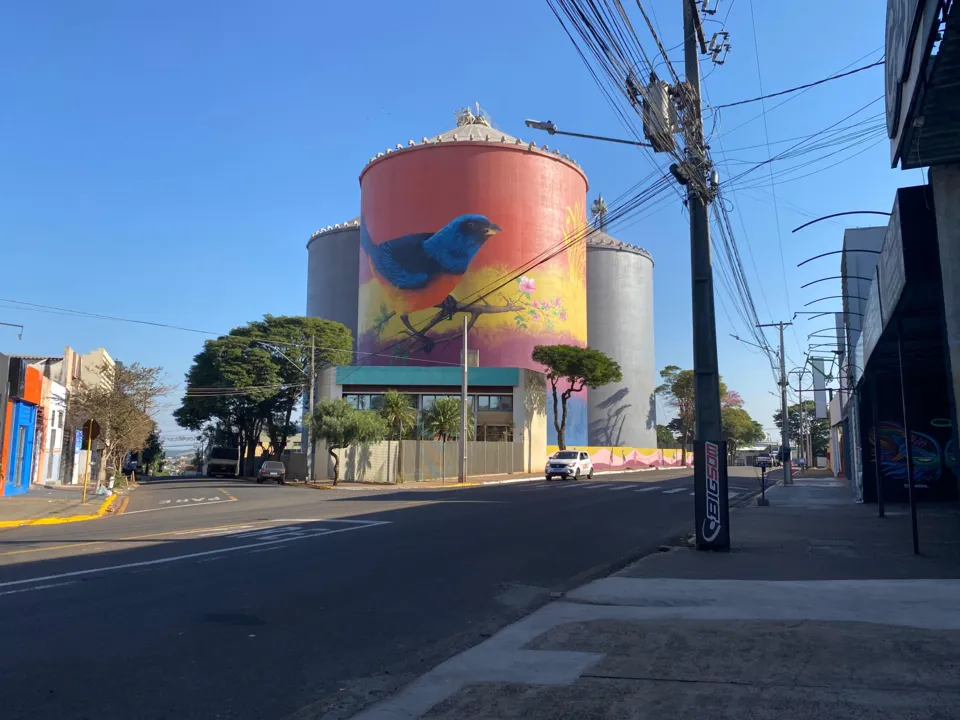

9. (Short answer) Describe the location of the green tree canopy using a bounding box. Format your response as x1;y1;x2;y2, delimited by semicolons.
174;315;353;474
656;424;676;448
380;390;417;483
721;406;765;462
310;398;386;484
656;366;728;465
422;397;474;442
773;400;829;456
532;345;622;450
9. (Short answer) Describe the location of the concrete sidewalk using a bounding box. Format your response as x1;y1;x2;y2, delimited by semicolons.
345;478;960;719
0;485;118;527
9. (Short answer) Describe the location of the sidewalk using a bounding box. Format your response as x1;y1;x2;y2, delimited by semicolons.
349;477;960;719
0;485;118;527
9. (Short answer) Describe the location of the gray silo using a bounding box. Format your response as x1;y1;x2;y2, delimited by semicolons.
306;218;361;344
587;233;656;448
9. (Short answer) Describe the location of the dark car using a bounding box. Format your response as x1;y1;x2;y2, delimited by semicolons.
257;461;286;484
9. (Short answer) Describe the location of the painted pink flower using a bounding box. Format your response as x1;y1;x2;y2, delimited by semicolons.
519;276;536;293
559;310;567;321
530;311;540;321
553;297;562;308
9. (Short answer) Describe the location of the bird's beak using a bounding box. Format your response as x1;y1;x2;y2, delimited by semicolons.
484;224;502;237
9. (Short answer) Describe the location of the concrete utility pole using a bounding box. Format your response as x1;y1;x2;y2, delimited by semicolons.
307;335;315;483
683;0;723;447
758;322;793;485
459;315;468;483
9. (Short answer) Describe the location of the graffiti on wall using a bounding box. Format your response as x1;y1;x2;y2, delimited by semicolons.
546;446;689;470
868;419;955;489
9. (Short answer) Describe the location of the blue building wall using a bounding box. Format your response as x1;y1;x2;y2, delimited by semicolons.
4;401;37;496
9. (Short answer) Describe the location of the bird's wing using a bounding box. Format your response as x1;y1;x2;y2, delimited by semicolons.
370;232;439;290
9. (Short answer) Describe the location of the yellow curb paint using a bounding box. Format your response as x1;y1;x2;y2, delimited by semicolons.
116;496;130;515
0;493;119;528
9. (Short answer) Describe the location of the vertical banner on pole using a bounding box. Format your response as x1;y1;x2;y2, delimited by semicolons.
694;440;730;551
812;358;828;421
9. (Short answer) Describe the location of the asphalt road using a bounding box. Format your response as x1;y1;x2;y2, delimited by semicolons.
0;467;765;720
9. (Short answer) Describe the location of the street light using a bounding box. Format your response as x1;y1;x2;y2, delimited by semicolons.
524;119;653;148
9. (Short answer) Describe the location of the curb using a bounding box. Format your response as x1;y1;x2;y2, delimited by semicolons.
0;493;120;528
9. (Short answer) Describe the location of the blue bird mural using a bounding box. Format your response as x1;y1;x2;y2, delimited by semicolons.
360;214;501;314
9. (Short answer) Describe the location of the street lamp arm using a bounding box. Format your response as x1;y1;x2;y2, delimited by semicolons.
523;119;652;147
804;295;866;306
791;211;892;233
801;276;871;289
797;249;881;267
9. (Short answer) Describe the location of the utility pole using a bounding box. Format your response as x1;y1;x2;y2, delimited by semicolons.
307;335;315;483
681;0;728;551
684;0;723;448
459;315;468;483
758;322;793;485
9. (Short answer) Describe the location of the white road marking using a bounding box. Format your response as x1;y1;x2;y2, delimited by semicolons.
729;491;739;499
173;523;254;537
634;486;659;492
689;492;696;496
663;487;687;494
581;484;612;490
247;546;286;554
605;485;633;492
0;521;392;591
0;581;77;597
122;499;238;515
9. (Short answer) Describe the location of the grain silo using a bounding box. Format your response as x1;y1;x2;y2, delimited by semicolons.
306;218;361;344
586;231;656;448
356;108;591;443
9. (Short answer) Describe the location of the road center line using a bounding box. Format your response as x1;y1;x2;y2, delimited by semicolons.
634;487;659;492
0;521;391;590
581;484;612;490
0;581;77;597
121;499;238;515
663;487;687;494
605;486;633;492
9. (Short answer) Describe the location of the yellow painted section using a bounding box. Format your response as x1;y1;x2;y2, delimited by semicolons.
0;493;119;528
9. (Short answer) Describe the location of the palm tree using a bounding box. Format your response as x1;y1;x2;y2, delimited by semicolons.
380;390;416;483
422;397;475;482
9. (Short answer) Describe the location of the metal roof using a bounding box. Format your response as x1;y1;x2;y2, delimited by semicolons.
359;108;586;180
900;1;960;169
307;216;361;247
586;230;654;264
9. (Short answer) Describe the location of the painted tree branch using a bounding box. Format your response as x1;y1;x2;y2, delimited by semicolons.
399;297;524;352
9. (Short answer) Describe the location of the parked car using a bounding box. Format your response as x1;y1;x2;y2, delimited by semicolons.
257;461;286;484
545;450;594;481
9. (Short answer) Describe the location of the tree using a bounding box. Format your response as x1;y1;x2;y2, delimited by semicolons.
421;397;475;482
174;315;352;475
532;345;622;450
140;429;165;475
310;398;386;485
656;366;728;466
380;390;417;483
722;391;744;409
70;361;170;482
656;424;676;448
721;407;765;464
773;400;829;457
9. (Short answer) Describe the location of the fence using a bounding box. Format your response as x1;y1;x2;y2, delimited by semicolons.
335;440;524;483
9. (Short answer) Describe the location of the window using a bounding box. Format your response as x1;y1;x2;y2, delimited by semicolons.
488;395;500;410
580;452;588;460
344;394;360;409
368;394;384;411
477;396;490;410
499;395;513;412
421;395;436;410
554;451;578;459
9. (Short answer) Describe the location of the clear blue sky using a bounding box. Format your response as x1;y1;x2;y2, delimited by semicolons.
0;0;920;446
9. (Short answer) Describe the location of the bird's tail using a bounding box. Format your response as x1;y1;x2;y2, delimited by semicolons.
359;220;376;258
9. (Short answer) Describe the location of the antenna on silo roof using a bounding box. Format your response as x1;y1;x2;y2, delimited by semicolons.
455;104;492;128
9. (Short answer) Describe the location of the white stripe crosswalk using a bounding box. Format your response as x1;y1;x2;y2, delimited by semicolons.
505;479;743;501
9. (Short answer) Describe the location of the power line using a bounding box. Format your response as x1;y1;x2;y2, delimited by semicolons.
713;60;884;109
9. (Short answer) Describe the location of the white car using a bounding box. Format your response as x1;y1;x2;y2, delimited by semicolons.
545;450;594;481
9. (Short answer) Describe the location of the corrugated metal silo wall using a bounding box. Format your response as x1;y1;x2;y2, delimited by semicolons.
587;243;656;448
358;142;590;445
306;227;360;345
